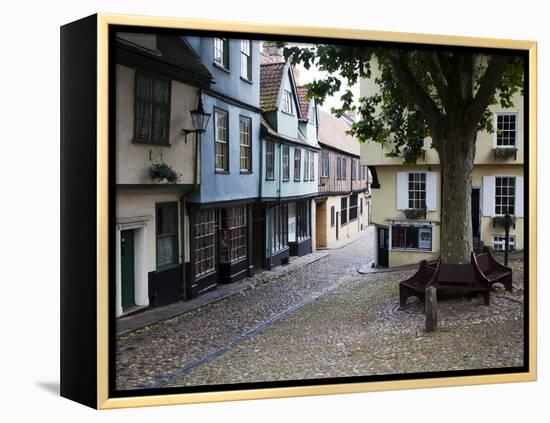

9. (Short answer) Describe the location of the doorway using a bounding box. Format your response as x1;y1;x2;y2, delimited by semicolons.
471;188;481;250
377;227;389;267
121;229;135;310
252;206;266;271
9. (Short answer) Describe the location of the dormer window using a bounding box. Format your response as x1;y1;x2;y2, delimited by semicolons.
282;90;293;115
214;38;229;70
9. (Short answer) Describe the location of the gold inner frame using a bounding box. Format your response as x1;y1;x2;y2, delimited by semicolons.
96;13;537;409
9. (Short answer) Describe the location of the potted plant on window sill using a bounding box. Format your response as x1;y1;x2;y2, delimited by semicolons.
493;214;517;229
319;176;328;186
149;162;181;184
404;207;427;220
493;147;518;160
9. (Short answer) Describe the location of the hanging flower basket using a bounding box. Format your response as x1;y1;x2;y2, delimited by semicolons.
493;215;517;228
493;147;518;160
404;208;427;220
149;163;181;183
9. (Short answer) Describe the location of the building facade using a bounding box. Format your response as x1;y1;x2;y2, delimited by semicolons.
360;67;524;267
185;37;263;297
315;110;370;249
115;34;214;317
259;58;320;268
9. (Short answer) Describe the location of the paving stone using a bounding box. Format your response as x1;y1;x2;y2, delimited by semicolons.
115;227;524;391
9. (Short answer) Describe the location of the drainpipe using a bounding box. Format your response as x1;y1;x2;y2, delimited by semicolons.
194;133;200;189
180;195;187;301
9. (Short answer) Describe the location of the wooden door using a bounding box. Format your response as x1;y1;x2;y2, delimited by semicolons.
378;227;389;267
252;206;266;271
121;229;135;310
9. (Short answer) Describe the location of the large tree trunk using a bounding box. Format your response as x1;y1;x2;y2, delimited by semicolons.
435;123;477;264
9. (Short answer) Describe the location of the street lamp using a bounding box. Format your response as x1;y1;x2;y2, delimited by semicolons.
182;92;211;142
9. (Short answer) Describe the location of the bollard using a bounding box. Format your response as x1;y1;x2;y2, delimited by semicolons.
425;286;438;332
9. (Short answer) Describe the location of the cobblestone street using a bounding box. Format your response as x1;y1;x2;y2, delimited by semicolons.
116;227;524;391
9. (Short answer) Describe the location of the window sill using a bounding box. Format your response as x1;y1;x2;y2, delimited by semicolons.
132;139;171;147
213;62;231;73
216;170;230;175
240;170;253;174
240;76;253;84
155;263;181;273
390;248;433;253
282;178;290;182
281;110;295;117
266;177;276;181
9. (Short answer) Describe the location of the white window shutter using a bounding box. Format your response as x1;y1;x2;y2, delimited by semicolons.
516;176;524;217
396;172;408;210
482;176;495;217
426;172;437;211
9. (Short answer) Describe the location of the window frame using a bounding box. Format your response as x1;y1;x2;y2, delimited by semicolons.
321;150;330;178
240;39;252;81
494;112;519;148
239;116;252;173
282;144;290;181
214;38;230;70
408;172;427;209
282;90;294;115
390;224;433;252
340;197;348;226
271;204;289;253
330;205;335;228
133;72;172;147
155;202;179;270
495;176;516;216
266;140;275;181
219;206;248;264
304;150;310;181
310;151;315;181
351;159;357;180
214;108;230;173
294;148;302;181
193;209;217;279
492;234;516;251
349;194;358;221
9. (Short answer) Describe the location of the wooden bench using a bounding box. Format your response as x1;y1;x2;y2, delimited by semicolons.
472;246;513;292
399;254;492;307
399;260;437;307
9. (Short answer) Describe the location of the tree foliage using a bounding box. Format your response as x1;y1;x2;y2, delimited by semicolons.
278;43;524;164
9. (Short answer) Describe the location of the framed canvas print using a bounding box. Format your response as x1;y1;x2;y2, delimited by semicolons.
60;13;537;409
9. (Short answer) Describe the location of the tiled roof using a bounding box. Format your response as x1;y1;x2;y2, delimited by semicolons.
261;116;312;147
260;62;285;112
116;35;214;86
157;35;214;81
296;86;310;122
317;109;361;156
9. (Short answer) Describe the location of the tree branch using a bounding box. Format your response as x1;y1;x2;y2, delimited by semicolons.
380;50;442;130
469;55;512;123
421;52;450;111
457;53;473;102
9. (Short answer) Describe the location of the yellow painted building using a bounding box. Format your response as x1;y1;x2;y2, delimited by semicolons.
360;80;524;267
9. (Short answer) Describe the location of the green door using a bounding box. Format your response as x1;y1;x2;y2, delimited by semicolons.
121;229;135;310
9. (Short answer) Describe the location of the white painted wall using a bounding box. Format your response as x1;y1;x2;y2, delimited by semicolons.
116;64;199;185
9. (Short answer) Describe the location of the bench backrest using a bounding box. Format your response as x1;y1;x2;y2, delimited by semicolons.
437;263;476;283
475;253;492;273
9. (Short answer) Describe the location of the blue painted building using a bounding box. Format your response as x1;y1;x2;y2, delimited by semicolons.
184;37;263;297
259;53;321;268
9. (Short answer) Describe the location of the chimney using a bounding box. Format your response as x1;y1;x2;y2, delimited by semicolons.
262;45;284;63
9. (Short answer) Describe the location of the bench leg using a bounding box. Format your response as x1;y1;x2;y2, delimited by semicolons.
482;290;490;306
399;286;410;308
504;274;513;292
